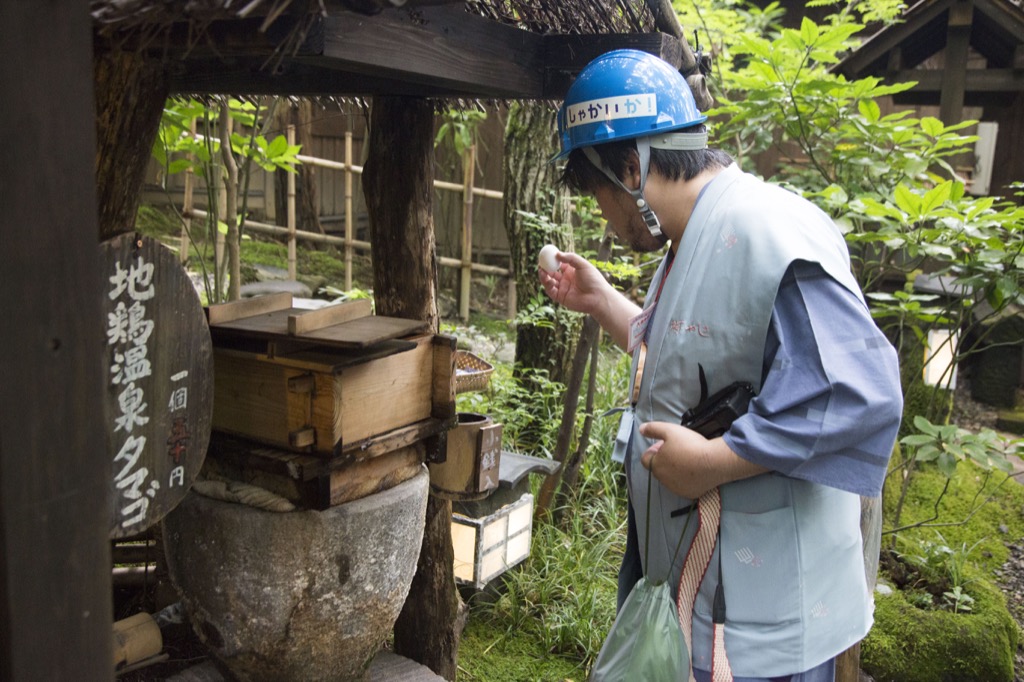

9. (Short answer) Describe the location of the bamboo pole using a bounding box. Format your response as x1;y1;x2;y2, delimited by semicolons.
344;130;354;291
507;279;517;320
287;124;297;280
179;119;196;264
459;145;476;321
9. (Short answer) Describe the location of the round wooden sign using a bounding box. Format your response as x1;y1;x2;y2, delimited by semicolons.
103;234;213;539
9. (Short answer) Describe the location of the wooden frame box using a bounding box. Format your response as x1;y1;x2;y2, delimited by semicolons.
212;333;456;458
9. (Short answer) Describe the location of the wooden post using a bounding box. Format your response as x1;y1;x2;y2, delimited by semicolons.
940;0;973;127
459;145;477;321
287;124;298;281
345;129;355;291
507;278;517;321
2;3;113;678
363;96;461;680
835;495;883;681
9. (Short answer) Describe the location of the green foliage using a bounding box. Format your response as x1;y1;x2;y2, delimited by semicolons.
897;530;984;594
484;493;623;666
151;96;302;302
457;365;567;455
154;97;300;180
458;616;586;681
880;457;1024;584
455;340;632;677
319;285;374;304
513;294;560;330
900;415;1018;478
435;108;488;157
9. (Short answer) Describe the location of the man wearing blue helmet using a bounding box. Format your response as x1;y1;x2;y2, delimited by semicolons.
539;50;902;682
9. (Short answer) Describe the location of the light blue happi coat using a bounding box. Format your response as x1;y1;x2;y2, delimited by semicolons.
619;164;873;677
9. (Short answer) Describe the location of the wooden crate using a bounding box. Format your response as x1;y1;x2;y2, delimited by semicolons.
213;333;455;458
207;294;455;459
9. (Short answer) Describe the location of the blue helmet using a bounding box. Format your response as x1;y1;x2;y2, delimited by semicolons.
554;49;708;161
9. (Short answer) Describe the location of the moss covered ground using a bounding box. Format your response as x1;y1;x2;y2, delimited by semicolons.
864;462;1024;681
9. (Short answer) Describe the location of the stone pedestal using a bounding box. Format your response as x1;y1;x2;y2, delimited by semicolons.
162;468;429;682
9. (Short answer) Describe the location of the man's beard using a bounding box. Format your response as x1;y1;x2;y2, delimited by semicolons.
625;222;669;253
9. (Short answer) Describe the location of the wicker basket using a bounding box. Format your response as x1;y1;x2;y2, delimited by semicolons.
454;350;494;394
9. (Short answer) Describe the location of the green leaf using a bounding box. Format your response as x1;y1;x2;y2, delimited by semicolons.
858;99;881;123
936;451;958;477
920;116;944;137
913;415;941;435
266;135;288;159
920;182;953;214
893;184;921;218
799;17;819;45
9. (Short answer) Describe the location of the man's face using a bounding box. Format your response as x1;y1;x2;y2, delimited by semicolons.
593;184;668;253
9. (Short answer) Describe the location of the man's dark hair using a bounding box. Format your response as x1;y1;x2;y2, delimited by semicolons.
558;124;734;194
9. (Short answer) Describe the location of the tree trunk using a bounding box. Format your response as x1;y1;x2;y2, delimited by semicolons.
504;102;580;383
274;101;324;244
296;100;324;241
93;46;168;241
363;96;460;679
219;100;241;301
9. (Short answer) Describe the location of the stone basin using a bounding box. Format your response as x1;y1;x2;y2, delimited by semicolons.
162;468;429;682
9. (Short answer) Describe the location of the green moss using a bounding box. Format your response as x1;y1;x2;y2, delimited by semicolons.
863;578;1018;682
997;409;1024;435
240;239;288;268
870;454;1024;681
135;204;184;240
883;462;1024;574
458;616;586;682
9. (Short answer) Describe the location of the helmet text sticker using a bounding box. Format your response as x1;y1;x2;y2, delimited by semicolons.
566;94;657;128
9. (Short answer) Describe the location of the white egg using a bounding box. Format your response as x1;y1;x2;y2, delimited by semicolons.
538;244;561;273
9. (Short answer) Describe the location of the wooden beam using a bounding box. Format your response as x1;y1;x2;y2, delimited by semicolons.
1;2;113;680
317;4;546;99
893;67;1024;92
540;32;684;97
835;0;956;76
940;0;974;125
973;0;1024;45
166;3;681;99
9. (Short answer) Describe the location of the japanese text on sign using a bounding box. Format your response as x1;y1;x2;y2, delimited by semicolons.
565;94;657;129
108;258;195;532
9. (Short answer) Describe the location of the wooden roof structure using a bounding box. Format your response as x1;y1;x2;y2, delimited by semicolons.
2;2;699;680
834;0;1024;195
92;0;701;100
835;0;1024;113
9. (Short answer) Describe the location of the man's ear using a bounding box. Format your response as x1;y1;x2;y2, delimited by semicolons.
621;148;642;191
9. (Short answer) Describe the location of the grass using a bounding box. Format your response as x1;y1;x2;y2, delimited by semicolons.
454;342;632;680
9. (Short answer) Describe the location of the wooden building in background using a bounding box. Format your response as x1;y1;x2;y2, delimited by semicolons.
836;0;1024;199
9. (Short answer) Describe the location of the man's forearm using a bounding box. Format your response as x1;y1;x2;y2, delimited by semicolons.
591;287;642;350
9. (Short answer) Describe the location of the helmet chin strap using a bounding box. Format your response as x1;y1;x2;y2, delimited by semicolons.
583;139;662;238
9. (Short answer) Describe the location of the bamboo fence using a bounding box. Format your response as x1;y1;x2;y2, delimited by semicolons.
180;131;514;320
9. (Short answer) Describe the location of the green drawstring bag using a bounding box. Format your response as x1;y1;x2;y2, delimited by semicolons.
589;458;693;682
588;576;689;682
